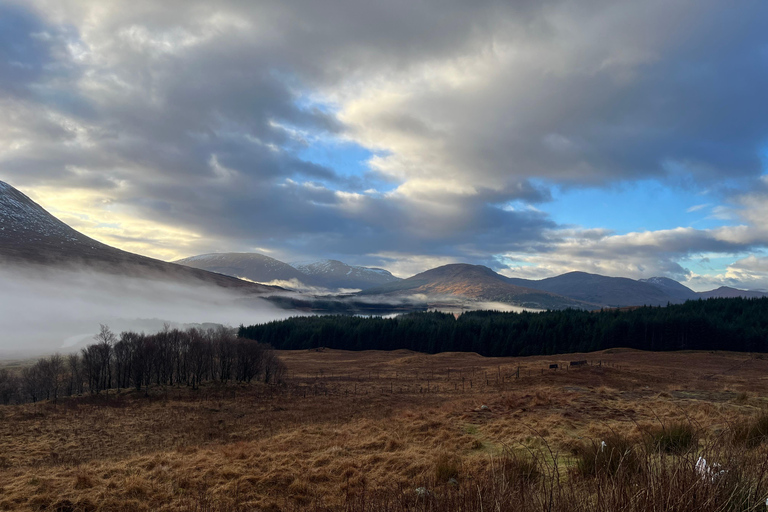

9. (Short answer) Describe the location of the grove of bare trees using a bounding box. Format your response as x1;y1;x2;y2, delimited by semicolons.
1;325;285;405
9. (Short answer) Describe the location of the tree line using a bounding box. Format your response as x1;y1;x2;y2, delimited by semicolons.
239;297;768;356
0;325;285;405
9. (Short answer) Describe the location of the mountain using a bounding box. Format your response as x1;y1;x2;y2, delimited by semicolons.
176;252;310;285
292;259;400;290
0;180;275;292
176;253;401;290
506;271;688;307
507;272;767;306
639;277;699;302
698;286;768;299
358;263;593;309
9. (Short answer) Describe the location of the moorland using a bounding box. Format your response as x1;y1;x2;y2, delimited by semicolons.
2;346;768;511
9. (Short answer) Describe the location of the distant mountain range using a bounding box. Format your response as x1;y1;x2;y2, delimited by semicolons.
358;264;593;310
177;250;768;309
3;179;767;311
698;286;768;299
176;253;400;291
360;265;767;309
505;272;696;307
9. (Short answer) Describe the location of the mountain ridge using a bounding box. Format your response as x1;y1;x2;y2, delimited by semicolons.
292;259;400;290
0;180;276;293
505;271;683;307
175;252;313;286
360;265;768;309
698;286;768;299
358;263;597;310
176;253;401;291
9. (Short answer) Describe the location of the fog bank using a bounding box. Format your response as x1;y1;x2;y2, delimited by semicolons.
0;265;299;358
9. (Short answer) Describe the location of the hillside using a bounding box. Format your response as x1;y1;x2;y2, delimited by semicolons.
639;276;700;302
358;263;593;309
176;252;311;286
292;259;400;290
176;253;401;290
0;180;275;292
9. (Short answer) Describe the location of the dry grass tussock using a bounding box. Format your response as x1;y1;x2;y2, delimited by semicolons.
2;348;768;510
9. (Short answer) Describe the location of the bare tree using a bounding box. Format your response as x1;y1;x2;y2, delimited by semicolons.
236;338;264;383
43;354;65;402
21;364;44;402
0;369;20;405
81;324;116;394
214;327;235;383
113;332;135;391
262;345;286;384
94;324;115;392
187;328;211;390
81;344;99;393
67;353;84;396
122;332;158;393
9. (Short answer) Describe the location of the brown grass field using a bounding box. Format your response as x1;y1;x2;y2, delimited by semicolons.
3;348;768;511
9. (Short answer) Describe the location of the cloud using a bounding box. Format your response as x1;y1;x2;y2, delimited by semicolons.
499;223;768;288
239;277;361;295
686;204;710;213
685;254;768;292
0;0;767;286
338;0;768;187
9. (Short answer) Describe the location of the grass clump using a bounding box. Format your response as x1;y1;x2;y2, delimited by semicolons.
73;470;95;490
732;412;768;447
434;452;461;482
734;391;750;403
647;421;698;454
500;452;541;485
573;432;640;477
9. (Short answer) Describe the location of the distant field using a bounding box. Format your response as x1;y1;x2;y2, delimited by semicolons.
0;358;34;370
2;348;768;511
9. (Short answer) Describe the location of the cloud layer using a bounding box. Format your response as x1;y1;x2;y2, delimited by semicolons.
1;0;768;289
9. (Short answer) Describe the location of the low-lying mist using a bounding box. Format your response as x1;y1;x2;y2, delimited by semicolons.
0;265;300;358
0;264;547;359
243;277;362;296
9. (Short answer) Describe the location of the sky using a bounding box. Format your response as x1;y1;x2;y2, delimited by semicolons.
1;0;768;291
